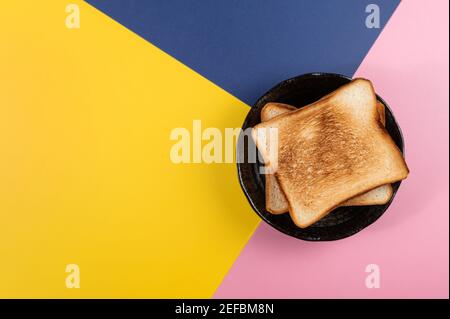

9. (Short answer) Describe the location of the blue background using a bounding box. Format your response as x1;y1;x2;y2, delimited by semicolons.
85;0;399;105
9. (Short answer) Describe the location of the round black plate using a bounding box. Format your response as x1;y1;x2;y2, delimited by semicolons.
237;73;405;241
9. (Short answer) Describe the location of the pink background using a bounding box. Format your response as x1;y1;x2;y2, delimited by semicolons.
215;0;449;298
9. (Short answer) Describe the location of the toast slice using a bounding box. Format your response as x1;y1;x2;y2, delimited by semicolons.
253;79;409;228
261;103;296;214
261;101;393;213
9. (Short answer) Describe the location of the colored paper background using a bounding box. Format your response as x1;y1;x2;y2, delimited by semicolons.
0;0;448;298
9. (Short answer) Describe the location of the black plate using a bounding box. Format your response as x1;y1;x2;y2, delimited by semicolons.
237;73;405;241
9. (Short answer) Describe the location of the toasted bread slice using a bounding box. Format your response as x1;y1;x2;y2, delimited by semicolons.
343;184;393;206
261;103;296;214
261;101;393;213
253;79;409;228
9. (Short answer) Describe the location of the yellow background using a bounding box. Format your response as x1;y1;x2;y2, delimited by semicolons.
0;1;258;297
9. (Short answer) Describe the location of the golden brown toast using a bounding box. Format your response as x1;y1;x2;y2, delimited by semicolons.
260;103;295;214
253;79;409;228
261;101;393;213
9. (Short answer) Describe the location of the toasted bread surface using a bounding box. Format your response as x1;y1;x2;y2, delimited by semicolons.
340;100;393;206
253;79;409;228
261;103;295;214
261;100;393;214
